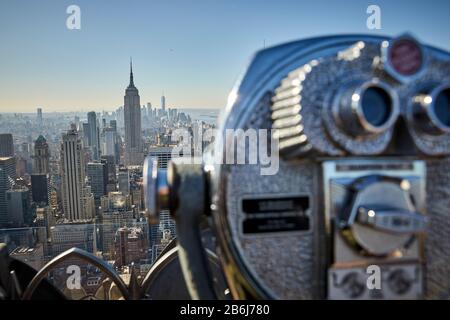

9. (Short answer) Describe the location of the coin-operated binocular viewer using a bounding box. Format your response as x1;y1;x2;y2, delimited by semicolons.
144;34;450;300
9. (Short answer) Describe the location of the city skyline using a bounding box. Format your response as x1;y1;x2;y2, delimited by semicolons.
1;0;450;112
0;57;210;289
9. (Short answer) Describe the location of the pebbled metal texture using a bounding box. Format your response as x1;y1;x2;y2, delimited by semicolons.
425;158;450;299
225;161;319;299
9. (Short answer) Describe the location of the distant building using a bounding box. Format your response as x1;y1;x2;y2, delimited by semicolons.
82;123;90;147
6;186;31;227
0;227;35;252
147;146;174;169
60;129;86;221
35;206;54;236
192;120;204;157
113;226;147;267
32;135;50;174
31;174;51;205
86;161;108;207
0;134;14;157
87;111;100;160
102;128;118;164
100;192;135;259
161;95;166;111
117;167;130;194
151;229;172;263
124;60;143;166
37;108;43;126
15;157;27;177
101;155;116;184
0;157;16;227
50;222;95;256
83;186;96;220
109;120;117;132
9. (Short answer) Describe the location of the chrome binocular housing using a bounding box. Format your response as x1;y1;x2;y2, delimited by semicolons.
144;34;450;300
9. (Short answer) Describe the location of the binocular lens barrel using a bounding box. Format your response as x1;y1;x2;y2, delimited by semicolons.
335;81;399;136
433;88;450;128
360;87;393;127
414;85;450;135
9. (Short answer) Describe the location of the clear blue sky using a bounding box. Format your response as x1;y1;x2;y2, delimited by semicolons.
0;0;449;112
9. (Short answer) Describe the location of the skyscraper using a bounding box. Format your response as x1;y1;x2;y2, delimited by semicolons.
0;157;16;226
161;94;166;111
82;122;90;147
60;129;86;221
86;161;108;207
117;167;130;194
109;120;117;132
32;135;50;174
87;111;100;160
0;134;14;157
37;108;43;126
123;59;143;166
101;155;116;187
31;173;51;205
7;186;31;227
102;127;117;163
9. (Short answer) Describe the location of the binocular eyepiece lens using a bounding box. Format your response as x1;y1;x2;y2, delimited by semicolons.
433;88;450;128
361;87;393;128
414;85;450;135
334;81;399;136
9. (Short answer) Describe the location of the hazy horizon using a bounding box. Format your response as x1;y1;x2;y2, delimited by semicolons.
0;107;222;114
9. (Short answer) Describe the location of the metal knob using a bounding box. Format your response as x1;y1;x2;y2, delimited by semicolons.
143;156;170;223
338;175;427;256
357;207;428;234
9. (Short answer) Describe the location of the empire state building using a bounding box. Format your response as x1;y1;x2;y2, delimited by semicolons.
124;59;143;166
